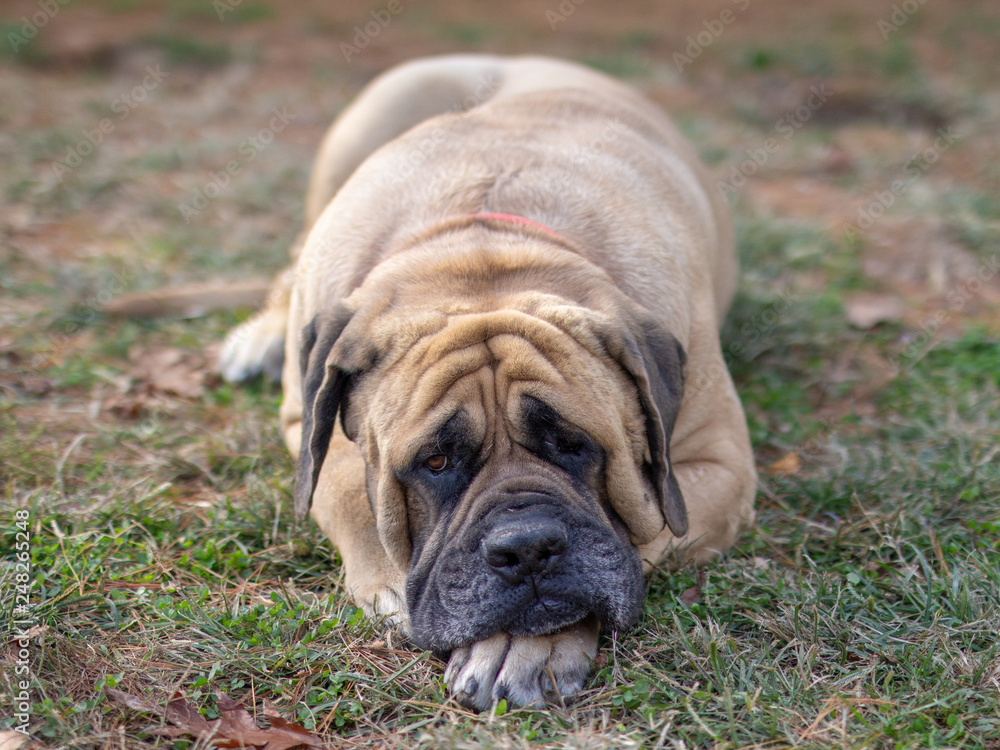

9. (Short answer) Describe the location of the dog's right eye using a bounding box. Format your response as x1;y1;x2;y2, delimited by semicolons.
425;455;448;473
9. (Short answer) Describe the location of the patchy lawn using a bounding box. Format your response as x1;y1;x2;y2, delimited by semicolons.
1;0;999;748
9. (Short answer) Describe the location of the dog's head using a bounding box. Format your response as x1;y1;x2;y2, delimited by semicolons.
294;229;687;652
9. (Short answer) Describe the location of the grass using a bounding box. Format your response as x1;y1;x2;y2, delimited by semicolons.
3;210;998;748
137;33;235;68
2;2;1000;748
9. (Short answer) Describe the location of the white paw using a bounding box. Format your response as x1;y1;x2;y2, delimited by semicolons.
444;616;599;711
360;587;411;634
217;310;286;383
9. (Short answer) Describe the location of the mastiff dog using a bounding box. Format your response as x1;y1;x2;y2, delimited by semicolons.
220;55;756;710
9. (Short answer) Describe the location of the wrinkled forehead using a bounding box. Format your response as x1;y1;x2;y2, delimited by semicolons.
366;313;641;466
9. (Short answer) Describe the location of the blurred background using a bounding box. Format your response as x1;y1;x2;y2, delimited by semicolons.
2;0;998;312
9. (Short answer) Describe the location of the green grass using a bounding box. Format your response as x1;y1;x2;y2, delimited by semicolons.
138;33;234;68
166;0;274;24
735;43;837;77
3;208;998;748
581;52;650;79
0;21;51;65
2;4;1000;747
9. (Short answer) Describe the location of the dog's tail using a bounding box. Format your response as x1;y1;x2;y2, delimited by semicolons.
101;278;271;318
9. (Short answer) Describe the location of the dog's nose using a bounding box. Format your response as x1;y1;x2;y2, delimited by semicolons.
482;515;568;583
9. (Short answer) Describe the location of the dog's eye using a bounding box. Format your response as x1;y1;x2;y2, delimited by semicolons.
425;455;448;473
555;437;582;456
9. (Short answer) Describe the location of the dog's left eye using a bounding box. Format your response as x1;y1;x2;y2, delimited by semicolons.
425;455;448;473
555;437;582;456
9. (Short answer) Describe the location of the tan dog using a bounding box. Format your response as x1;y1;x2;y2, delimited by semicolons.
220;55;756;710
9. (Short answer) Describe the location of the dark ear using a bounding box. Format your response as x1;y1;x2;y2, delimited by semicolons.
616;316;689;538
293;306;356;520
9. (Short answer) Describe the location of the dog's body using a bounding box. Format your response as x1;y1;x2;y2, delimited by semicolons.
221;55;756;709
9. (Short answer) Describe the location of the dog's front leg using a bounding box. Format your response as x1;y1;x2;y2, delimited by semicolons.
309;427;409;626
640;361;757;567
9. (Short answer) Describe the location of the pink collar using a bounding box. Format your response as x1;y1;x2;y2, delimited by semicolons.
470;212;566;242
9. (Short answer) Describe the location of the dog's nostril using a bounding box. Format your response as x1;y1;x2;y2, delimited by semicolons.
483;518;568;580
491;550;520;570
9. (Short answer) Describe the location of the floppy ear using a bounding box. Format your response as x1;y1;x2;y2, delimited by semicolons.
293;305;363;520
614;316;689;539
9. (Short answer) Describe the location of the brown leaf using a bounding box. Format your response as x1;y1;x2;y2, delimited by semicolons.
0;731;29;750
679;583;702;605
680;567;706;605
105;392;155;420
162;691;213;735
111;688;322;749
844;293;905;330
18;375;52;397
766;452;801;476
260;715;325;750
106;687;164;716
128;346;209;398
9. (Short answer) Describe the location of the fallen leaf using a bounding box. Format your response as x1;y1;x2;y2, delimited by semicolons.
257;714;324;750
106;687;163;715
766;452;801;476
23;625;48;640
844;293;905;330
19;376;53;397
679;567;706;605
128;346;209;399
679;583;702;605
108;688;322;749
0;731;29;750
105;392;155;420
161;691;213;736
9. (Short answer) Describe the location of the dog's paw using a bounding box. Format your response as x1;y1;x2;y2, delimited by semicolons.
444;616;599;711
217;310;286;383
360;586;411;635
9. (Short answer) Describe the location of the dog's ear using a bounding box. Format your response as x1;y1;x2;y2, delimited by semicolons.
294;305;372;520
612;315;689;539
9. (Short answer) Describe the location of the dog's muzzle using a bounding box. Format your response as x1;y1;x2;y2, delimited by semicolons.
406;488;646;653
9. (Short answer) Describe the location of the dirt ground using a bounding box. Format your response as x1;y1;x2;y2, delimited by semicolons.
3;0;999;336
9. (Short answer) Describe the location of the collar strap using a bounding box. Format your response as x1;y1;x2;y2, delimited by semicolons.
469;212;566;242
